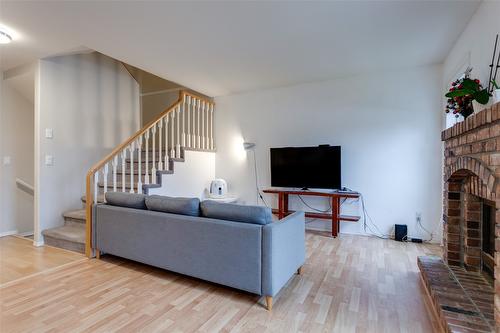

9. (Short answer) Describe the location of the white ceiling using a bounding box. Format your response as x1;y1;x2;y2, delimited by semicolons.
0;1;480;97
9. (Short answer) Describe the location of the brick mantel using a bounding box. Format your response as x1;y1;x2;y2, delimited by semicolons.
442;103;500;141
440;102;500;329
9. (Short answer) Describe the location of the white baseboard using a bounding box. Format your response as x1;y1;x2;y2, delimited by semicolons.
0;230;19;237
18;231;34;237
33;240;44;247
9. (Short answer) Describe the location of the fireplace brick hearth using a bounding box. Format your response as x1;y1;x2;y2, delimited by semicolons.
419;102;500;332
418;256;494;332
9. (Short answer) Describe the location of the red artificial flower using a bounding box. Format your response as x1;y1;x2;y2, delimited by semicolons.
474;79;480;84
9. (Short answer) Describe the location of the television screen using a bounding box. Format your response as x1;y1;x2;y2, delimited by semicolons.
270;145;341;189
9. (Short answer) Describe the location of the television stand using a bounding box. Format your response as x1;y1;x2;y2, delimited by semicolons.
263;188;360;237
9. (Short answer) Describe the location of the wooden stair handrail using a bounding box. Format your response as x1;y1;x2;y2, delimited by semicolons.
85;90;214;257
182;91;214;106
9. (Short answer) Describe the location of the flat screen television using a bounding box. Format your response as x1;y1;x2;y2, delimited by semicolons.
270;145;341;189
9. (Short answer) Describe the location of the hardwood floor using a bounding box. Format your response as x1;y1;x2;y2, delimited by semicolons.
0;232;440;332
0;236;85;286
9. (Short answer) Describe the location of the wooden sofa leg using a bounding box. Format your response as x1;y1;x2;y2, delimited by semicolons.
265;296;273;311
297;266;303;275
95;250;101;259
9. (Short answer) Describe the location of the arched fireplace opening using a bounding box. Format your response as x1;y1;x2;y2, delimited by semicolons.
445;169;496;282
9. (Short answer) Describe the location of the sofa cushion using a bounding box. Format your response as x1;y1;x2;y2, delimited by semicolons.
105;192;147;209
200;201;273;225
146;195;200;217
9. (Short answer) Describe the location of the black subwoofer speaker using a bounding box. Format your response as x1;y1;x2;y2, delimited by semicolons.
395;224;407;242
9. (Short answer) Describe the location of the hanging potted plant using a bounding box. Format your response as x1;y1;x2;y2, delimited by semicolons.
492;80;500;103
445;69;490;119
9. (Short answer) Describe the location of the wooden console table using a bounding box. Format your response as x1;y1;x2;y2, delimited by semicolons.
263;188;360;237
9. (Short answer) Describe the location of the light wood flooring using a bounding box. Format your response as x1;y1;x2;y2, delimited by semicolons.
0;236;85;286
0;232;440;332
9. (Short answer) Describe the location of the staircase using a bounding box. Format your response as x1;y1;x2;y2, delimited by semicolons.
42;92;215;255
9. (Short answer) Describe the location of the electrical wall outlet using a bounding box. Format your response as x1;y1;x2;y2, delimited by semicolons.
45;128;53;139
3;156;11;165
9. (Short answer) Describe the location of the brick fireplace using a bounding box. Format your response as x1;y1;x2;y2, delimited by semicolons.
419;102;500;332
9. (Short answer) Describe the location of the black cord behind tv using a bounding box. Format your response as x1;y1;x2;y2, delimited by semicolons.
270;145;341;190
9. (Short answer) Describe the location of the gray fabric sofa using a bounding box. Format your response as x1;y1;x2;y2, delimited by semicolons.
93;194;305;310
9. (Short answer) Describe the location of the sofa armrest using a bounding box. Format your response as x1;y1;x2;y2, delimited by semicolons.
262;211;306;297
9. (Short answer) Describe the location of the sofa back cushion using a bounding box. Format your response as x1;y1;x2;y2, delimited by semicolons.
146;195;200;217
200;200;273;225
105;192;147;209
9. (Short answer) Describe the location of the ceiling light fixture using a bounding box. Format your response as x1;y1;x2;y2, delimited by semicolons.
0;30;12;44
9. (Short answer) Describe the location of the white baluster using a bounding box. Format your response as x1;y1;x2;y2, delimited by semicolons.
151;124;157;184
144;129;149;184
197;99;201;149
137;136;142;193
203;102;207;150
201;101;205;149
210;104;214;149
121;150;126;192
182;96;186;147
103;163;108;195
176;106;181;158
205;102;210;150
129;143;135;193
192;97;197;149
170;111;175;158
187;95;191;148
113;155;118;192
94;172;99;204
164;116;169;170
158;120;163;171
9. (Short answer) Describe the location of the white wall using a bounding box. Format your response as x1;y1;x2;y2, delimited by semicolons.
443;1;500;128
148;150;215;199
141;90;180;126
0;74;34;236
215;65;443;241
36;52;140;243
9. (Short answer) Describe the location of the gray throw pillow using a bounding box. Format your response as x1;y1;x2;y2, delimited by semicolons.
105;192;147;209
145;195;200;217
200;200;273;225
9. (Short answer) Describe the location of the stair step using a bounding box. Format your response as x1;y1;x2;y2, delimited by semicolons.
125;157;184;164
42;224;85;254
63;209;86;224
129;150;184;159
81;194;105;205
99;168;174;187
115;167;177;176
98;182;155;190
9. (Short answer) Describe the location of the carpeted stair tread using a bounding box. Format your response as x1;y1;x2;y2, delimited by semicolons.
63;209;86;222
42;224;85;244
125;157;185;164
81;194;105;204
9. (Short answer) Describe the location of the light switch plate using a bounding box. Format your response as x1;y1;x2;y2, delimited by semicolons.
45;155;54;166
45;128;53;139
3;156;11;165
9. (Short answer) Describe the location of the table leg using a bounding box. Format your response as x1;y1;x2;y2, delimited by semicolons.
283;194;289;217
278;193;284;219
332;197;340;237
